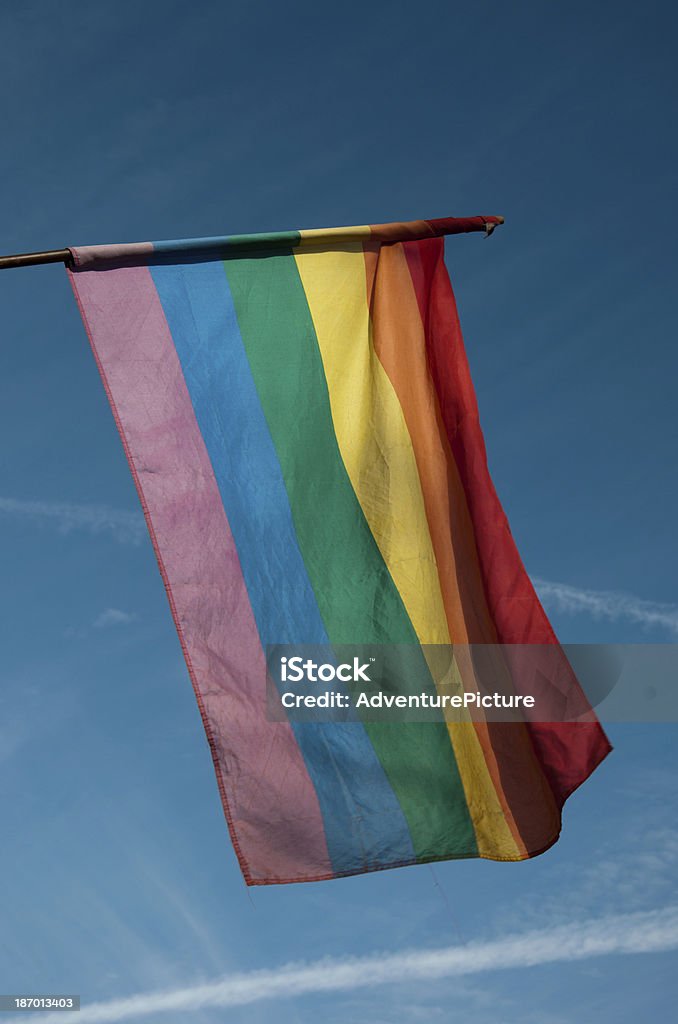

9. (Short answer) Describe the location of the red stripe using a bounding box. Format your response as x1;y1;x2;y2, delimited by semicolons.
368;216;501;244
425;216;503;235
403;238;612;806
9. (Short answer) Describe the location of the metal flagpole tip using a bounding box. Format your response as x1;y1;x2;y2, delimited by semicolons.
484;215;504;237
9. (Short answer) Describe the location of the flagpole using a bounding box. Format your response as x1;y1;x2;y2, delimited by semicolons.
0;248;72;270
0;217;505;270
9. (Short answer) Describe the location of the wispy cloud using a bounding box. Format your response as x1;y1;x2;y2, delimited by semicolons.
533;578;678;635
93;608;136;629
0;497;144;545
13;906;678;1023
2;498;675;636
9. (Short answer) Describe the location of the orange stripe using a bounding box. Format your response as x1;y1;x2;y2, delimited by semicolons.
368;219;435;242
364;241;554;856
400;239;563;852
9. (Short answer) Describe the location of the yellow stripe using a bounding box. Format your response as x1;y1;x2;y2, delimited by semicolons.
294;243;522;859
297;225;371;248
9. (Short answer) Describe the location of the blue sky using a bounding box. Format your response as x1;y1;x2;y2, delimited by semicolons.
0;1;676;1021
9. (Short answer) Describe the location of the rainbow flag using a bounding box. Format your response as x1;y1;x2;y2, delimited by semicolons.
68;216;611;885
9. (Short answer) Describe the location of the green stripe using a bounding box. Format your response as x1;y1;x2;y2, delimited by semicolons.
224;251;477;860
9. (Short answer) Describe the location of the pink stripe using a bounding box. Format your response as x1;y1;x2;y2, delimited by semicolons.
68;264;333;883
69;242;154;268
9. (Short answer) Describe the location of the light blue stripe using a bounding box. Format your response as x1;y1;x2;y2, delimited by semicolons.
152;231;301;257
150;260;416;874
